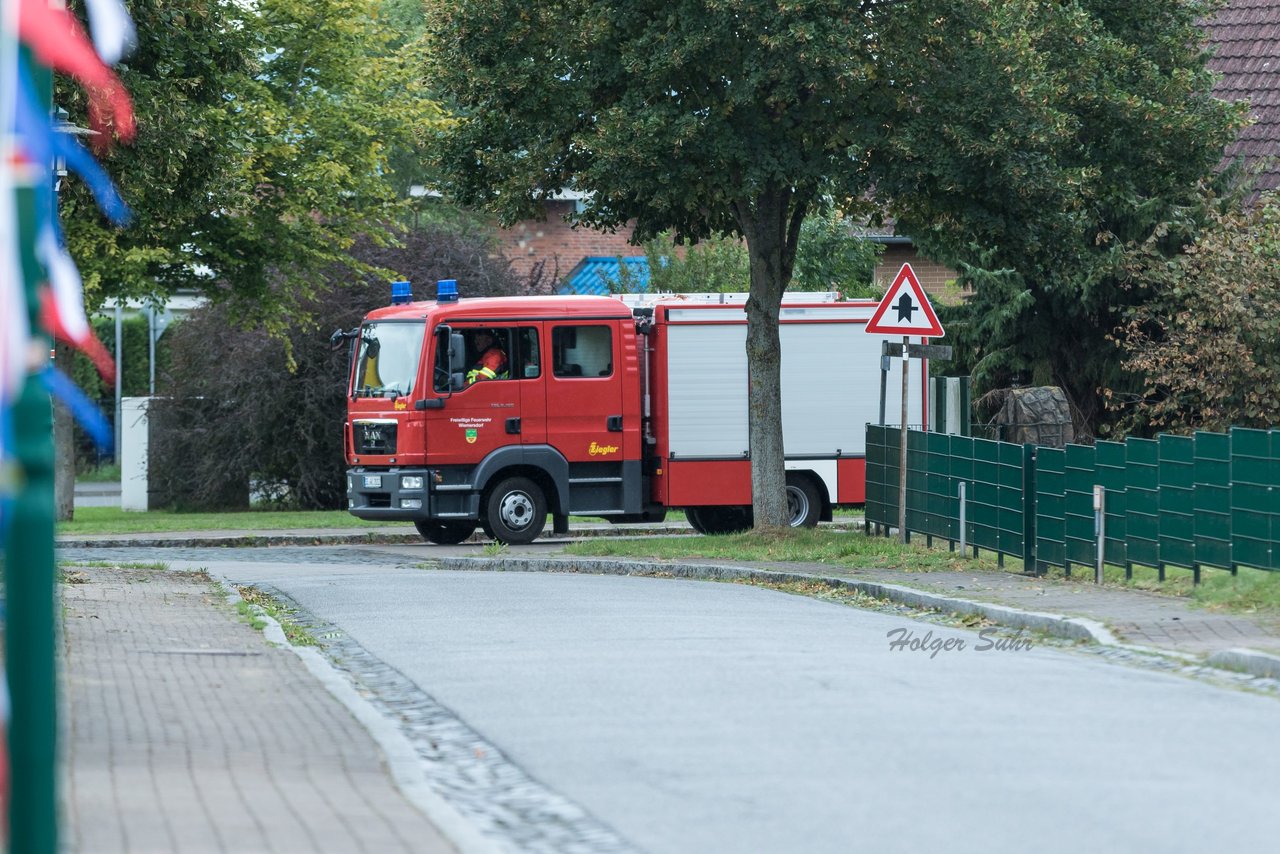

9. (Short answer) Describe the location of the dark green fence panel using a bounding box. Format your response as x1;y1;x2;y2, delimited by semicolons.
1158;435;1196;570
1063;444;1098;571
966;437;1025;555
922;432;959;541
863;425;1280;576
1035;447;1066;570
905;429;953;540
1230;428;1280;571
1193;432;1232;571
1125;437;1161;569
864;424;892;528
1094;441;1127;566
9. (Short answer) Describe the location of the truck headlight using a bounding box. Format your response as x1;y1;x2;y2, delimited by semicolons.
401;475;424;490
347;476;353;491
400;498;423;510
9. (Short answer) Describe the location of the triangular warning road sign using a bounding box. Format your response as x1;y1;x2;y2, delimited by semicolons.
865;263;945;337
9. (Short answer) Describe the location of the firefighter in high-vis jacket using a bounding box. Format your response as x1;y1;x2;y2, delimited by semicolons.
466;329;508;384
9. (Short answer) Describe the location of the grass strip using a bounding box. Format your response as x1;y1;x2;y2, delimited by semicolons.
565;528;1280;616
58;507;411;536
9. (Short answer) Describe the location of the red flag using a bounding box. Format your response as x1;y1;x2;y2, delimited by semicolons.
17;0;135;148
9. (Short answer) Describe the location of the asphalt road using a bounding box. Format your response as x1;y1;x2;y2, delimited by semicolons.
149;549;1277;854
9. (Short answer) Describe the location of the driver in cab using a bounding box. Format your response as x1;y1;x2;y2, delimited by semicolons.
466;329;507;384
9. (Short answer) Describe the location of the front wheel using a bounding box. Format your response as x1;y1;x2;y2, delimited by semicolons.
414;520;476;545
482;476;547;545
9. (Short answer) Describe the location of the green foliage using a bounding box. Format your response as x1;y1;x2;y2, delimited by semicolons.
1113;195;1280;434
60;0;445;327
874;0;1248;435
607;232;749;294
792;209;882;296
609;208;880;296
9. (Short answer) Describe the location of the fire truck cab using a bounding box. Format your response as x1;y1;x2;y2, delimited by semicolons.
344;283;926;544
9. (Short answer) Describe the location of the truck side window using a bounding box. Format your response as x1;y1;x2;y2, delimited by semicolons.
553;326;612;378
518;328;540;378
461;327;511;385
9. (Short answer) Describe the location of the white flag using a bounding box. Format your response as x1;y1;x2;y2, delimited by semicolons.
83;0;136;66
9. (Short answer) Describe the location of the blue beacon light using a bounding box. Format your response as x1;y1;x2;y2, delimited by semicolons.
390;280;412;305
436;278;459;303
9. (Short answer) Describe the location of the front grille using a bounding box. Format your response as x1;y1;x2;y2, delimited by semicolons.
354;421;397;455
366;493;391;508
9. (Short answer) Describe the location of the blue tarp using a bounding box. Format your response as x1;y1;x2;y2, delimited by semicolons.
559;256;651;295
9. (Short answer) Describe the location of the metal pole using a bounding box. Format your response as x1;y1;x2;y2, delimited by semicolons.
5;46;59;853
114;302;122;462
1094;485;1105;584
958;481;967;554
878;353;888;426
148;305;156;396
897;336;909;544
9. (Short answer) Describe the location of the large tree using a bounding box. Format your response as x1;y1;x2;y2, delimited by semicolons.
53;0;443;518
59;0;444;323
427;0;911;527
875;0;1245;435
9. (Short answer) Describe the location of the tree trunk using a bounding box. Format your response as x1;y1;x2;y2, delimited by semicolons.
736;186;808;531
53;340;76;522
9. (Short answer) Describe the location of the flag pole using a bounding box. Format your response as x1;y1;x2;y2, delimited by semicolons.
4;37;60;854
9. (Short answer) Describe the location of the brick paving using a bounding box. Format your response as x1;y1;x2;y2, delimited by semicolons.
60;565;456;854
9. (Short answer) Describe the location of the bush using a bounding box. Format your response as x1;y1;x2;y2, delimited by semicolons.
149;222;532;510
1113;195;1280;434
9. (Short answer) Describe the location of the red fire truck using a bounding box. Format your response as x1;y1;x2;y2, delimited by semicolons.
343;281;928;544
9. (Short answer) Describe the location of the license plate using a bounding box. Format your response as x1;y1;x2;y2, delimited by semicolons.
362;475;382;488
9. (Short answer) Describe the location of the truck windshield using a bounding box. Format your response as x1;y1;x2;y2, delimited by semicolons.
353;321;425;398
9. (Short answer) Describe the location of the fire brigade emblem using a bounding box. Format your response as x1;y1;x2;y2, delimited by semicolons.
465;428;478;444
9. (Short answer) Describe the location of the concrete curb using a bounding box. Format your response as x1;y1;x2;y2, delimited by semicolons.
1207;648;1280;680
56;520;861;550
55;523;699;550
436;556;1280;681
218;579;502;854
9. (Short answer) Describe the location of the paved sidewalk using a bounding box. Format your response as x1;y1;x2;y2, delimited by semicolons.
60;564;459;854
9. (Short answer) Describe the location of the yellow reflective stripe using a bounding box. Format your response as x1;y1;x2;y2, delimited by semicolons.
477;367;497;379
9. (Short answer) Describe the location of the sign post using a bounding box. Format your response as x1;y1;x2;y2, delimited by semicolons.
865;264;945;544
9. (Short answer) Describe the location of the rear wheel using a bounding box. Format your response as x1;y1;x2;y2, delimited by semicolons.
695;506;752;535
414;520;476;545
482;476;547;545
786;474;822;528
685;506;710;534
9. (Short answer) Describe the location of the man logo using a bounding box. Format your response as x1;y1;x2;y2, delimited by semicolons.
465;428;478;444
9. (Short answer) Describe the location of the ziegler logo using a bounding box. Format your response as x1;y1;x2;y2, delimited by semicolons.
589;441;619;456
394;399;408;411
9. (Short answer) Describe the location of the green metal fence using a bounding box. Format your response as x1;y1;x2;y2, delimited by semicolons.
865;426;1280;578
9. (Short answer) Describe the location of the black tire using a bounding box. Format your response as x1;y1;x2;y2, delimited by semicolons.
786;474;822;528
483;476;547;545
685;506;710;535
414;520;476;545
698;505;752;535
